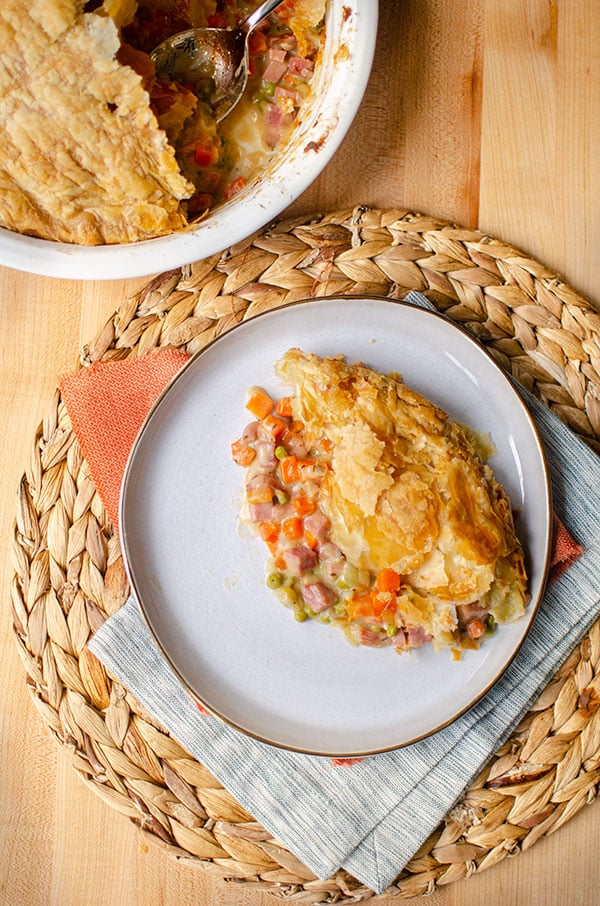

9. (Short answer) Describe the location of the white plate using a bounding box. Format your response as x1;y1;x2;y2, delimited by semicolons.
120;296;552;756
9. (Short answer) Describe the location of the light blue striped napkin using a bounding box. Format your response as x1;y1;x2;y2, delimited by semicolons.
89;292;600;893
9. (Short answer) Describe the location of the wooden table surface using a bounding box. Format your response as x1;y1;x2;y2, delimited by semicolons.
1;2;599;904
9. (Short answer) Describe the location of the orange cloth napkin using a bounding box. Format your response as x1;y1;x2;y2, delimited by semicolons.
59;348;583;579
59;350;190;530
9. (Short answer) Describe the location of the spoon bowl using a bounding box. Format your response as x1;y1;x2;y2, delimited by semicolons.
150;0;286;122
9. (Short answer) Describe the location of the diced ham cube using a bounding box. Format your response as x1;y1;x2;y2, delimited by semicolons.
271;502;295;522
262;61;288;83
261;47;287;83
318;541;345;579
356;627;388;647
274;86;302;109
249;502;274;522
252;441;277;470
264;101;292;148
406;625;433;648
246;472;276;496
265;102;284;126
304;510;330;543
457;601;487;623
301;582;337;613
283;546;317;576
241;421;260;444
287;56;314;79
281;430;308;457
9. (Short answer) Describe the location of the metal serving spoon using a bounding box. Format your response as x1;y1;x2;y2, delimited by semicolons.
150;0;288;122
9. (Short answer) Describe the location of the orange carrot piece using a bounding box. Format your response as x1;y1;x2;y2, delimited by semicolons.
279;455;299;483
347;592;376;619
282;516;303;540
258;520;280;543
466;618;485;639
223;176;248;200
262;414;286;439
376;568;401;593
246;386;274;420
247;484;274;504
304;529;319;550
275;396;294;418
293;494;316;517
230;439;256;467
370;591;396;619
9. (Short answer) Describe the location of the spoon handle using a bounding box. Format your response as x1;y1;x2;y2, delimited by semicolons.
242;0;287;33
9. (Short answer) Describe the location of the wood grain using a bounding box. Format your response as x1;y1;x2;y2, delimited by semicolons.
1;2;599;905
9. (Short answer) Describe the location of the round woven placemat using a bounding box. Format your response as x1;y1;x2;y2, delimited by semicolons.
11;207;600;903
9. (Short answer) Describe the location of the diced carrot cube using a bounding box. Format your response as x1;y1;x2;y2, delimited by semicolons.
347;592;376;619
262;414;286;438
282;517;303;540
258;520;280;543
247;484;274;504
279;455;299;483
275;396;294;418
293;494;316;517
466;618;485;639
304;529;318;550
223;176;248;200
246;386;274;419
230;439;256;467
370;591;395;618
375;568;401;593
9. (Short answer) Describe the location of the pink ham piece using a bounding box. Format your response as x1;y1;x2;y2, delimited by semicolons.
245;472;277;496
406;625;433;648
241;421;260;443
283;546;317;575
261;47;288;84
274;85;302;107
271;502;295;521
248;502;274;522
318;541;345;579
252;441;277;470
287;56;314;79
304;510;330;543
302;582;337;613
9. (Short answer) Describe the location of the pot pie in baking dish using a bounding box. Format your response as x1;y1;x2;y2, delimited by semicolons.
231;348;529;655
0;0;325;245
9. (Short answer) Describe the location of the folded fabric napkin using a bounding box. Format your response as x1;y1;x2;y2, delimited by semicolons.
60;293;599;893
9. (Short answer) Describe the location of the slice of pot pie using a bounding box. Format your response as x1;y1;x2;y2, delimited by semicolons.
231;348;529;654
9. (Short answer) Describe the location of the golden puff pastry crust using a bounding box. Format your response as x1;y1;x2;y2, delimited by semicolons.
275;348;529;645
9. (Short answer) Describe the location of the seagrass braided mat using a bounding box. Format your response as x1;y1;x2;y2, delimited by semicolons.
11;206;600;903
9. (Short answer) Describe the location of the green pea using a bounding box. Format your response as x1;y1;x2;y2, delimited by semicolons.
279;585;297;604
275;445;288;460
484;614;496;634
294;610;307;622
267;573;282;589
